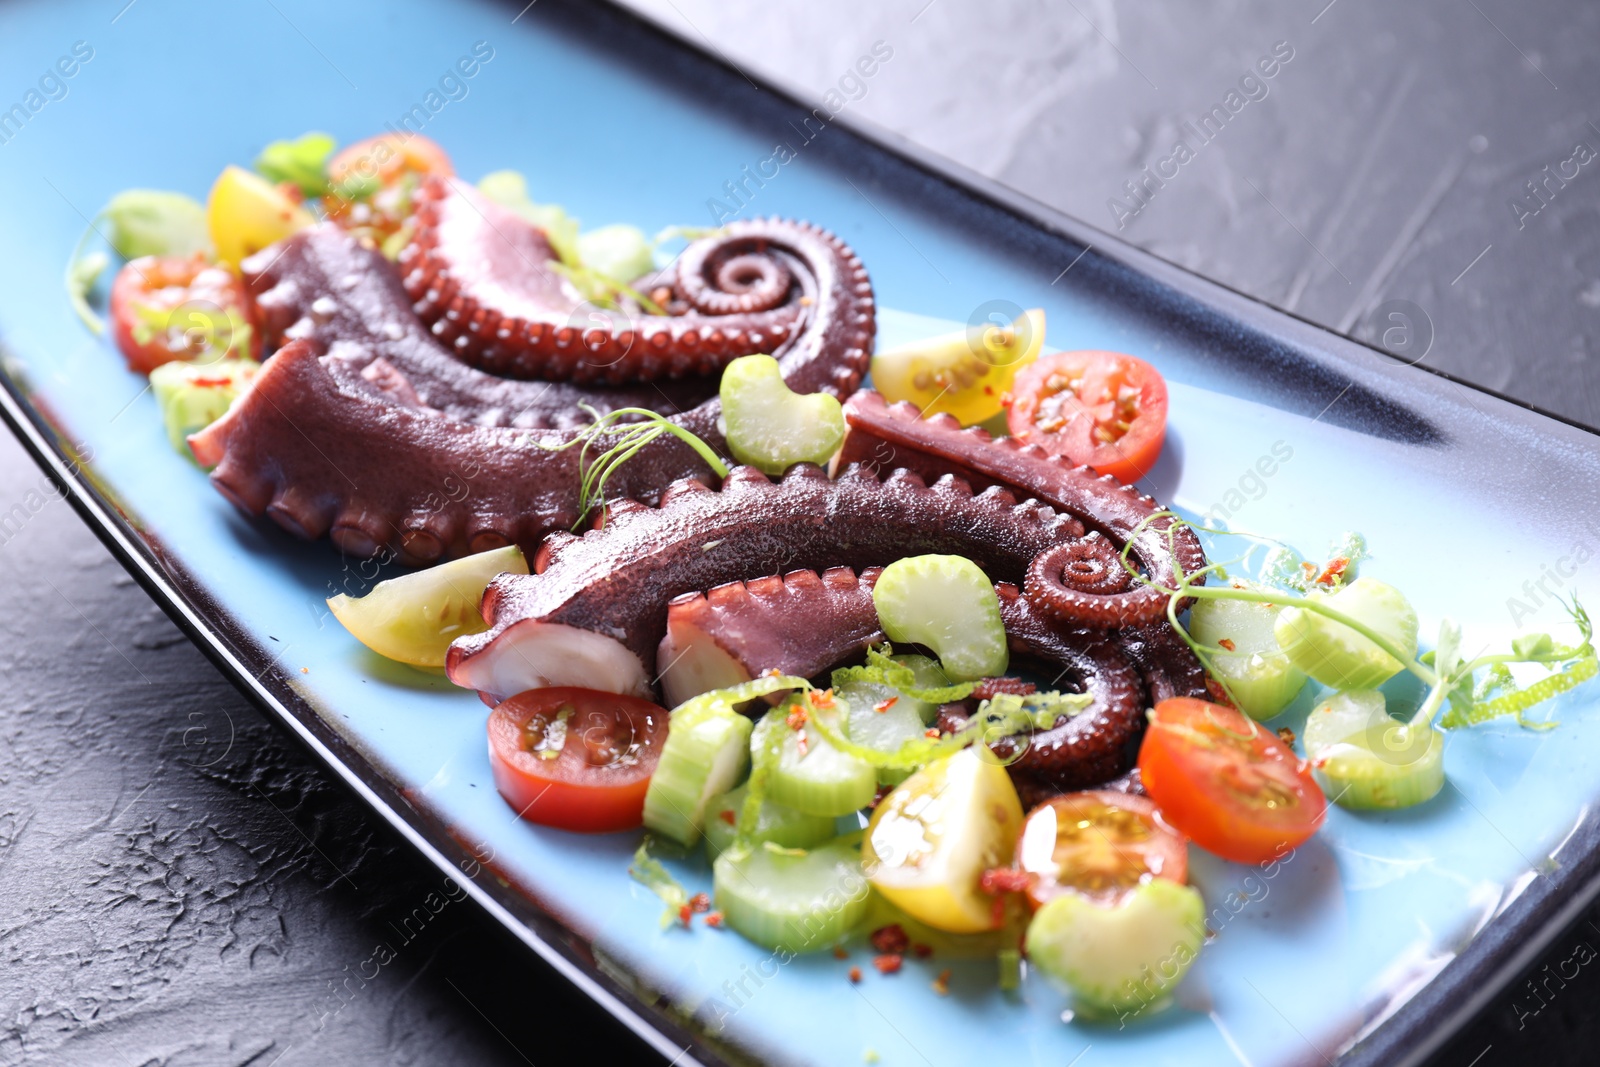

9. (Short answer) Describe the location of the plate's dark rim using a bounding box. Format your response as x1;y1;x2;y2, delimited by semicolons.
3;1;1599;1064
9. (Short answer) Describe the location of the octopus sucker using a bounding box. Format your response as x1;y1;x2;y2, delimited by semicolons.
191;207;873;561
402;178;852;385
839;390;1207;628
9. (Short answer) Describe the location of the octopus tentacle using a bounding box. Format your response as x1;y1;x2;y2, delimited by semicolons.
399;179;864;386
189;219;873;563
838;390;1207;628
657;566;886;709
446;462;1088;702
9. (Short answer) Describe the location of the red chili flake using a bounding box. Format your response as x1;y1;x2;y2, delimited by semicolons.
189;377;234;388
808;688;837;710
924;728;942;740
870;924;910;955
761;667;782;677
1217;638;1237;652
1277;726;1297;747
848;966;863;983
932;969;952;996
869;783;893;809
678;904;693;926
1315;557;1350;587
1301;561;1316;576
786;705;809;731
832;945;849;960
689;892;711;914
718;809;737;826
912;943;933;959
873;696;899;714
300;667;309;674
980;867;1036;895
872;954;903;975
704;911;724;928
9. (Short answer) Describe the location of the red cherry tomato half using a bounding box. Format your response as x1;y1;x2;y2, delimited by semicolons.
327;133;454;190
487;687;668;834
1138;697;1326;864
1006;350;1168;484
109;254;259;375
1016;790;1188;910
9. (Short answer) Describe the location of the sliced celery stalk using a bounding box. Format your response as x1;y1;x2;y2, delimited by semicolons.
719;354;845;475
1274;577;1419;690
1188;588;1306;720
1025;879;1205;1016
149;358;259;457
871;555;1008;681
754;701;878;817
702;783;837;861
1302;690;1445;810
642;698;754;845
713;837;871;953
839;679;932;786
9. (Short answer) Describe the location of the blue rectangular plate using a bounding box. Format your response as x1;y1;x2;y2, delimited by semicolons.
4;1;1600;1064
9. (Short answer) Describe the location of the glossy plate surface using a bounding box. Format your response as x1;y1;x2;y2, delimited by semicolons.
4;1;1600;1065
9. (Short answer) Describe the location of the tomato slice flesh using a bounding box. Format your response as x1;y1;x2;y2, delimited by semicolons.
110;254;258;375
1006;350;1168;484
1016;790;1188;910
1138;697;1326;864
487;687;667;834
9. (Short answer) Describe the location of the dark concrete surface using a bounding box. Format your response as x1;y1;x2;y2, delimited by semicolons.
4;0;1600;1064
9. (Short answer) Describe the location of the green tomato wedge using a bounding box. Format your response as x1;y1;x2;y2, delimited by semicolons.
713;837;871;953
1025;879;1205;1016
719;354;846;475
872;555;1008;681
1188;587;1307;720
149;358;260;456
326;545;527;668
1274;576;1419;690
1302;690;1446;810
871;308;1045;426
702;783;837;861
642;695;757;846
754;700;878;817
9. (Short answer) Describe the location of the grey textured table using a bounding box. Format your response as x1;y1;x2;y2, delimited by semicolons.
3;1;1599;1064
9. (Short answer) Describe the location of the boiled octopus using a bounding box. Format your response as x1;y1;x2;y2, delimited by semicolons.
189;206;873;563
446;461;1205;797
401;178;831;384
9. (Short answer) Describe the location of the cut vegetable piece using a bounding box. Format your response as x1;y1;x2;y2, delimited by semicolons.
1138;697;1326;864
755;698;878;817
1188;588;1307;720
103;190;210;260
871;308;1045;426
488;688;667;833
577;224;654;284
702;784;837;860
110;254;258;374
1016;790;1188;911
206;165;315;268
326;545;527;668
839;678;934;786
1302;690;1446;809
714;838;871;953
720;354;846;475
1025;879;1205;1015
642;692;756;846
863;747;1025;934
152;358;259;455
1274;577;1419;690
1005;349;1168;484
871;555;1008;681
